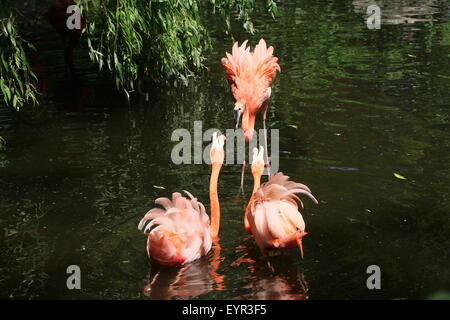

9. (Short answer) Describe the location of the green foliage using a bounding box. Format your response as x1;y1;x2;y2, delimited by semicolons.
0;0;278;107
79;0;278;97
0;7;38;110
427;291;450;300
393;173;407;180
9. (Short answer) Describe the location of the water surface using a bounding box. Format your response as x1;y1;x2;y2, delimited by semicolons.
1;0;450;299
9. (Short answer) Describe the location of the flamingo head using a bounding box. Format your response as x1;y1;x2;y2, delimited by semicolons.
233;100;246;129
210;132;226;166
251;146;265;177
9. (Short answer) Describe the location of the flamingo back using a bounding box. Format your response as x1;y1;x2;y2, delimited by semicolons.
247;173;318;252
221;39;280;108
138;192;212;266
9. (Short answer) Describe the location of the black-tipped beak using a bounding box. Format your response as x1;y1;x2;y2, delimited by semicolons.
234;109;242;129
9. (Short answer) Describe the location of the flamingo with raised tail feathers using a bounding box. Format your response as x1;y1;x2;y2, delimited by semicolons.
138;133;225;266
221;39;280;188
245;146;318;258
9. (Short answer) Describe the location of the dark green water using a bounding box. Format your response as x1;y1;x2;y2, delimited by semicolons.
1;0;450;299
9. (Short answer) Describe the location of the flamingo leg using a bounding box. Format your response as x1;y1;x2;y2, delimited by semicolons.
240;159;246;194
262;108;271;176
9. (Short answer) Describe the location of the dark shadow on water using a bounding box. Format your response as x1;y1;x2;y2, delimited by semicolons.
232;240;309;300
142;243;225;300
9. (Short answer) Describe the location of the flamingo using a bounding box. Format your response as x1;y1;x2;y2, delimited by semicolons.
221;39;280;188
245;146;318;258
138;132;225;266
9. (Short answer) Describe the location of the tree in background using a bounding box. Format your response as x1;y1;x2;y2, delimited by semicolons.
80;0;278;98
0;0;279;108
0;1;38;110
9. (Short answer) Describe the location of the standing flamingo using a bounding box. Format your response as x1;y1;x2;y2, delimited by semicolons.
246;146;318;258
138;133;225;266
221;39;280;188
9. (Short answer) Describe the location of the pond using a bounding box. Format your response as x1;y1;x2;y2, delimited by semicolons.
1;0;449;299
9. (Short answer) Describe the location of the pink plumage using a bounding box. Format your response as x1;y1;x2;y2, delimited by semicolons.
138;132;225;267
221;39;280;142
222;39;280;105
246;172;318;257
138;191;212;266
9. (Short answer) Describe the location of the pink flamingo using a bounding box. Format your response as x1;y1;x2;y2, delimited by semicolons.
221;39;280;187
245;146;318;258
138;133;225;266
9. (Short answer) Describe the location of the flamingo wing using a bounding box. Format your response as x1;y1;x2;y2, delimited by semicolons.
138;192;212;266
247;172;316;254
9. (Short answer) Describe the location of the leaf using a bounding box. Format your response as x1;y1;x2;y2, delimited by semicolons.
27;42;37;51
393;173;407;180
153;185;165;190
12;95;18;109
6;20;13;35
5;229;18;237
1;81;11;102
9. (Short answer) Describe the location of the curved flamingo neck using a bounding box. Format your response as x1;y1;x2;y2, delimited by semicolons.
244;169;262;235
252;171;262;195
209;163;222;241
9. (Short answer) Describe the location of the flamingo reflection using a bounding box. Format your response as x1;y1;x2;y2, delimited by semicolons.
142;243;225;299
232;241;309;300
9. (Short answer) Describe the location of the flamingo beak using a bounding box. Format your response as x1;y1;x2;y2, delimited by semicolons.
296;230;308;259
234;108;242;129
298;239;304;259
